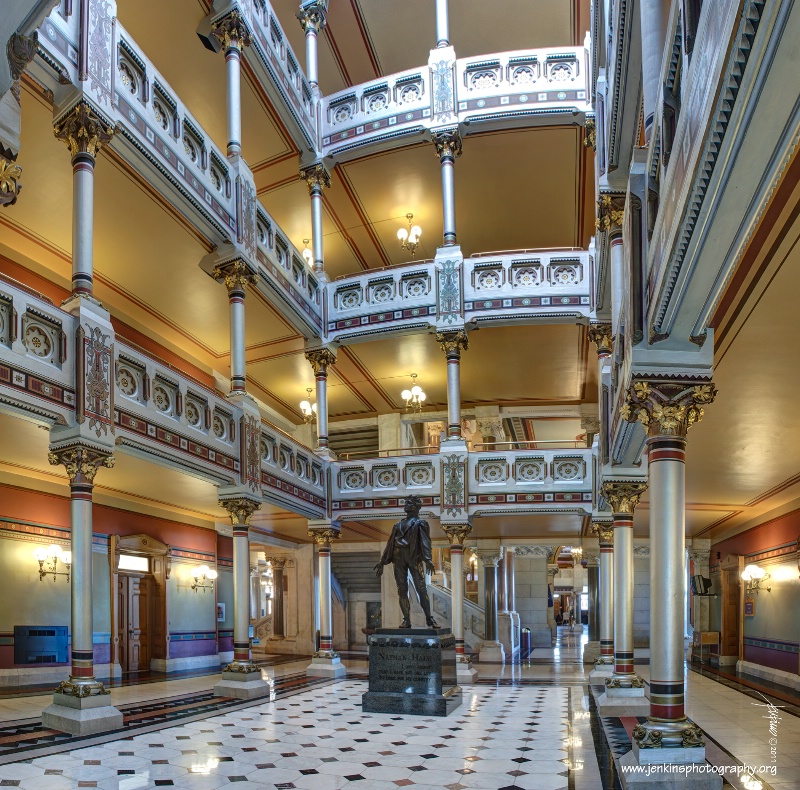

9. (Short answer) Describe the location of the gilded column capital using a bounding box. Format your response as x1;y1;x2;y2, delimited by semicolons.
300;162;331;193
591;522;614;546
0;156;22;207
583;116;596;151
443;523;472;546
308;527;341;547
264;555;288;568
212;260;256;293
600;481;647;515
595;192;625;234
474;549;502;567
53;101;115;160
621;380;717;438
432;127;462;160
296;5;327;33
305;347;336;374
212;10;252;51
48;445;115;485
436;329;469;356
587;323;613;356
219;497;261;526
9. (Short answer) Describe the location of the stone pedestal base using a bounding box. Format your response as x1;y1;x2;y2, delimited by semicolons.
618;751;721;790
456;657;477;684
214;669;271;700
363;628;461;717
583;641;601;664
596;685;650;717
306;654;347;678
588;662;614;682
42;692;123;736
479;640;506;663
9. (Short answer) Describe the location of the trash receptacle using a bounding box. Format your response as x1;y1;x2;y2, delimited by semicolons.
520;627;531;657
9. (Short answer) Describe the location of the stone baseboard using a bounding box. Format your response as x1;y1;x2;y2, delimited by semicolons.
737;660;800;691
150;654;221;673
0;663;121;688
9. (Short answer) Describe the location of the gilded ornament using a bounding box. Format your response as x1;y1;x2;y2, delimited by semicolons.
681;724;705;748
49;446;115;484
590;522;614;545
587;323;613;356
633;724;663;748
583;117;597;150
308;527;341;547
220;497;261;526
443;523;472;546
595;192;625;233
432;128;462;160
0;157;22;207
622;379;717;437
296;5;327;33
212;260;256;293
212;10;252;51
300;162;331;193
436;330;469;355
222;662;260;673
55;679;110;697
53;101;115;159
601;481;647;514
305;347;336;374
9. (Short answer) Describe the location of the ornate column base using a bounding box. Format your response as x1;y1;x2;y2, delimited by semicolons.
478;640;505;663
596;674;650;716
588;655;615;680
307;650;347;678
630;718;710;765
456;653;477;684
214;663;271;700
41;679;123;736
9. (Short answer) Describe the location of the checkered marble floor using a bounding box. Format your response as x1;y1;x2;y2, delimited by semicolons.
0;681;573;790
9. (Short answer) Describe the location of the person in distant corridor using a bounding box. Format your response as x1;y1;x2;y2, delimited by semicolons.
374;495;439;629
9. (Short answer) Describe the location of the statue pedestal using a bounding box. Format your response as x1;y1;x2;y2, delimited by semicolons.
362;628;462;717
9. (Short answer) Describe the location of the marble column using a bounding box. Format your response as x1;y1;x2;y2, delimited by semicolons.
54;102;114;298
498;548;520;661
432;128;462;246
597;482;649;715
435;0;449;47
444;525;476;683
265;556;287;637
211;10;251;159
436;330;469;441
546;565;558;643
506;549;516;612
215;498;270;700
305;347;336;457
623;380;718;764
213;262;255;394
584;543;601;665
476;549;505;663
42;447;122;735
307;521;346;678
589;522;614;677
300;163;332;281
638;0;671;144
296;4;326;92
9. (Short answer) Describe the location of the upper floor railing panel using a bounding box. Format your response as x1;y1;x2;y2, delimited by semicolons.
320;46;591;161
0;275;76;425
326;249;592;343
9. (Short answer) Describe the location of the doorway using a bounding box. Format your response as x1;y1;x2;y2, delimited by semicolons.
117;573;152;672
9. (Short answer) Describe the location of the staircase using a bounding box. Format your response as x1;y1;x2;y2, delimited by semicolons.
428;584;485;651
330;552;382;596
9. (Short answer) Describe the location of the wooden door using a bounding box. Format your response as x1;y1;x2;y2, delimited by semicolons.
118;574;152;672
117;576;128;671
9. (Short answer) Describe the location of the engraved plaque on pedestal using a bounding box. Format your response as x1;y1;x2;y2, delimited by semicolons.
362;627;462;716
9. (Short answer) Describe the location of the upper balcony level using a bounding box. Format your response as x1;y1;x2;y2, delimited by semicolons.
320;45;591;162
326;249;592;344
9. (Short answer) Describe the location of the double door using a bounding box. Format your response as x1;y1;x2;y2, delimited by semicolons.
117;573;152;672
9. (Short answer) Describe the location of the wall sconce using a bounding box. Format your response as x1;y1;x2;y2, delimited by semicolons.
34;544;71;582
191;564;218;592
741;564;771;594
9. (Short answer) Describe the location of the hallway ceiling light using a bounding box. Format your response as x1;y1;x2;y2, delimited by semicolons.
33;543;71;582
302;239;313;266
300;387;317;423
397;213;422;258
191;564;218;593
400;373;426;413
741;564;771;594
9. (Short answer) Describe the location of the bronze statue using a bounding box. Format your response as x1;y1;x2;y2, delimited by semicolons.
374;495;439;629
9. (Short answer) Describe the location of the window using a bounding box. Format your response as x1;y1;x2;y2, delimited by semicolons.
119;554;149;572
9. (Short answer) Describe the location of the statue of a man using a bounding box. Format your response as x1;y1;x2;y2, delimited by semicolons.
374;495;439;629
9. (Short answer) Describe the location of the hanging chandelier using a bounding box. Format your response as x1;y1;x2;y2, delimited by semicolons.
302;239;313;267
299;387;317;423
401;373;426;413
397;213;422;258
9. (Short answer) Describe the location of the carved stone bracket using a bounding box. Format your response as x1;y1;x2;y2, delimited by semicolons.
601;481;647;515
48;445;115;485
436;329;469;356
595;192;625;234
212;10;252;51
300;162;332;193
432;127;462;160
219;497;261;526
53;101;115;160
7;32;38;82
621;380;717;438
587;323;613;356
305;347;336;374
212;259;257;293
